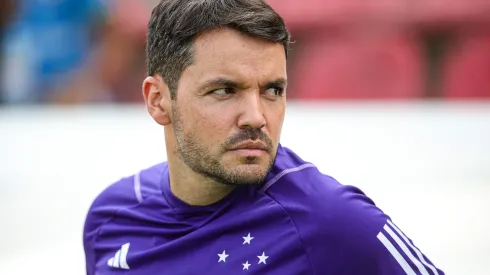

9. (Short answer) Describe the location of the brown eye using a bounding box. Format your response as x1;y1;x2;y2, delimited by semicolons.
265;87;284;96
212;88;234;96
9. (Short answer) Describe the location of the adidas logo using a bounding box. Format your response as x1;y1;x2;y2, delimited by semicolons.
107;243;130;269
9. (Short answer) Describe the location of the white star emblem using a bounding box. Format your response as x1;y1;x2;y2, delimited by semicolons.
242;233;254;244
242;261;251;270
257;252;269;264
218;250;229;263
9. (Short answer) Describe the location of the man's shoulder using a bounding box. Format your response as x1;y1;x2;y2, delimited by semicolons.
83;162;167;232
263;146;445;274
83;162;168;274
265;145;361;203
263;145;390;269
265;145;387;234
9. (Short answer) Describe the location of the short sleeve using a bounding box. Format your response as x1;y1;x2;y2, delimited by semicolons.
318;185;446;275
82;176;139;275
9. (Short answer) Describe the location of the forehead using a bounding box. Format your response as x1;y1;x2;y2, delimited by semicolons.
182;28;287;85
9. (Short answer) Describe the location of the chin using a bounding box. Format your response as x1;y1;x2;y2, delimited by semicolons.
217;154;274;185
229;163;271;184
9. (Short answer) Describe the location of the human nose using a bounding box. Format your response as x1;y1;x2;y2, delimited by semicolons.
237;92;266;130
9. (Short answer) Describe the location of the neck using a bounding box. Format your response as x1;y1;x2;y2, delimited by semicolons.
164;130;235;206
167;157;235;206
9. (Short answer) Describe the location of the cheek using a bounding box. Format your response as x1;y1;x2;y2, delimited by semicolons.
188;107;234;142
265;105;285;140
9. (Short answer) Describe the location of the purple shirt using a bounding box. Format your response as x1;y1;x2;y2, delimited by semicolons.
83;144;445;274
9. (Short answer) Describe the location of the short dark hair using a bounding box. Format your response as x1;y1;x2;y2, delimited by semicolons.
146;0;291;99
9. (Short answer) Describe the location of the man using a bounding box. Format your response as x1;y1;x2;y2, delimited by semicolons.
83;0;445;274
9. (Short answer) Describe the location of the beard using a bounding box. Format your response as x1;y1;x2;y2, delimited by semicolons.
172;105;276;186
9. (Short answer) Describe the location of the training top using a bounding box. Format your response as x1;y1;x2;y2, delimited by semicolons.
83;144;445;275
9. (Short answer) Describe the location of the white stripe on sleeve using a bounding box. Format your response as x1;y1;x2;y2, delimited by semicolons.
384;224;430;275
388;220;439;275
377;232;417;275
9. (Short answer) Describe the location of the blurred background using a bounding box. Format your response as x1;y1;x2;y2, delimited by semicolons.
0;0;489;274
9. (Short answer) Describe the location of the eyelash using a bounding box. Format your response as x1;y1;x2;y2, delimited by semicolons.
210;87;285;97
267;87;285;96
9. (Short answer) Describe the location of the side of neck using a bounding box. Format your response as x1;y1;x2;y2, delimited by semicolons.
167;156;235;206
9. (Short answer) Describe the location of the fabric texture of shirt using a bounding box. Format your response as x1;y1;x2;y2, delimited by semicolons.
83;144;445;275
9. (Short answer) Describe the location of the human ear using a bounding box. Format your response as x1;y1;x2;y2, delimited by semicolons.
142;75;172;126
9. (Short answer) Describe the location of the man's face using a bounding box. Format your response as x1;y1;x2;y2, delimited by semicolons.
172;28;287;186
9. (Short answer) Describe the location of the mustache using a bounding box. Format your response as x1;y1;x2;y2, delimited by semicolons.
224;128;273;150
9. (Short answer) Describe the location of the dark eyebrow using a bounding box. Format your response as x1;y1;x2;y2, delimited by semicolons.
198;77;243;91
264;78;288;89
198;77;288;92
